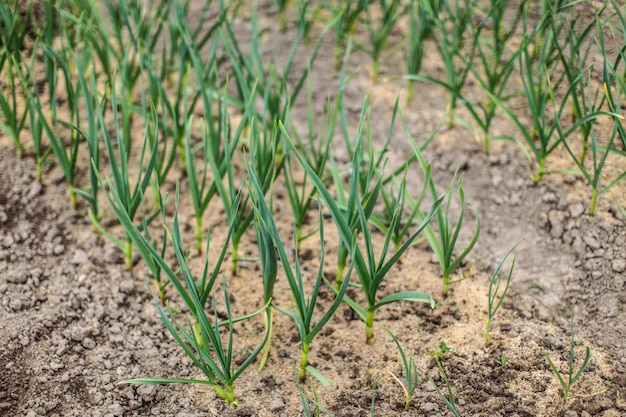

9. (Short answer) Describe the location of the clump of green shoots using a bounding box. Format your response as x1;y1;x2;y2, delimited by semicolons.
362;0;404;82
183;89;255;253
209;112;280;276
407;132;480;297
558;16;626;216
327;0;371;69
283;82;335;252
406;0;478;128
404;0;441;104
430;342;461;417
282;122;442;344
106;181;269;407
382;325;420;411
91;91;158;270
37;44;82;209
329;93;395;288
249;163;349;383
467;0;527;154
543;307;591;404
0;52;28;159
14;45;50;181
484;236;526;347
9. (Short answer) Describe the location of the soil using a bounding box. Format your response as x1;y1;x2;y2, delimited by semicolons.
1;1;626;417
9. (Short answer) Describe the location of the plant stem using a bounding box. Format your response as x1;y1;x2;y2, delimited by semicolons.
406;81;415;106
365;310;375;344
372;61;379;83
485;319;492;348
124;235;133;270
590;188;597;217
442;274;451;297
295;225;302;253
231;241;239;277
196;216;203;253
533;158;545;184
36;158;44;184
192;320;205;349
69;186;77;210
299;340;310;382
335;244;348;289
447;103;456;129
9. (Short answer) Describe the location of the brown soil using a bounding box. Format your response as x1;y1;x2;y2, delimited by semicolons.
1;2;625;417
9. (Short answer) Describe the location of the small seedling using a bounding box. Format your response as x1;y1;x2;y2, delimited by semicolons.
281;120;441;344
496;353;508;367
485;236;526;347
430;342;460;417
543;307;591;404
249;157;349;383
381;325;419;411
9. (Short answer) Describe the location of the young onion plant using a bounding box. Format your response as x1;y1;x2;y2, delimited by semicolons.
405;0;479;129
327;0;371;69
407;131;480;297
381;325;420;411
558;38;626;216
485;237;526;347
0;53;28;159
249;160;350;383
404;0;441;104
209;111;280;276
106;182;268;407
543;307;591;404
35;45;82;209
91;89;158;270
19;49;51;183
327;114;385;290
467;0;527;154
362;0;404;82
283;81;336;252
551;7;602;165
282;122;442;344
329;94;395;288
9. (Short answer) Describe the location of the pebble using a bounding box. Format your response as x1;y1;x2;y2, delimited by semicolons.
269;398;285;412
82;338;96;350
548;210;565;239
137;385;157;402
53;245;65;255
542;191;557;203
68;326;92;342
424;380;437;392
611;259;625;273
583;235;600;250
9;297;22;311
420;402;439;412
27;181;42;199
7;269;27;284
570;203;584;218
2;234;14;248
563;411;578;417
107;402;124;416
72;250;90;265
118;279;136;295
234;404;255;416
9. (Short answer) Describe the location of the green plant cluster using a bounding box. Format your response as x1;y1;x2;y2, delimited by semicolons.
0;0;606;412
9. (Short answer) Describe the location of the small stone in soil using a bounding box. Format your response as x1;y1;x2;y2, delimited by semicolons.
269;398;285;412
420;402;439;412
611;259;625;273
